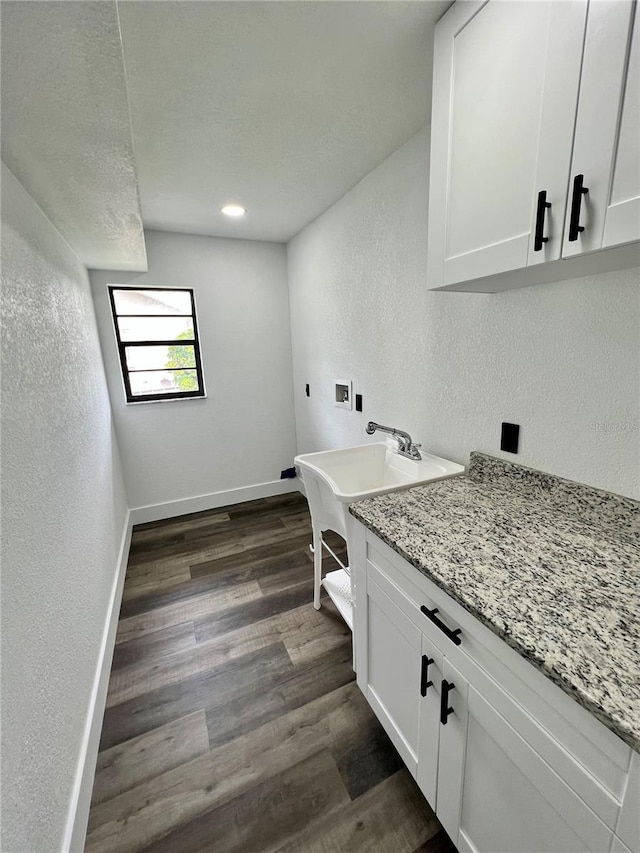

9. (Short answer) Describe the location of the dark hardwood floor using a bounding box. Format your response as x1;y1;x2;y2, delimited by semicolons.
87;491;456;852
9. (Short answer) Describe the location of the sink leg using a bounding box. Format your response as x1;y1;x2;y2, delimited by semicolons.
312;526;322;610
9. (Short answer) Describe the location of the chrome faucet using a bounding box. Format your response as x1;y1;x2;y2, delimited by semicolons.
365;421;422;460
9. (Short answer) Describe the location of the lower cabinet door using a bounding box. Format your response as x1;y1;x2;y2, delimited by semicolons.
435;659;468;841
438;661;614;853
416;634;444;808
364;576;423;775
616;750;640;853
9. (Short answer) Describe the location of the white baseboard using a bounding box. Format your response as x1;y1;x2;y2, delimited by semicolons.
129;477;303;525
62;510;133;853
60;477;304;850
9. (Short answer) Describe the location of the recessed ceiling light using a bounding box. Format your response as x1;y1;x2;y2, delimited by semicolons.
221;204;246;217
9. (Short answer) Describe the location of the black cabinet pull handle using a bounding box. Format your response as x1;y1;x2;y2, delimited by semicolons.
420;606;462;646
420;655;434;697
441;679;455;725
534;190;551;252
568;174;589;241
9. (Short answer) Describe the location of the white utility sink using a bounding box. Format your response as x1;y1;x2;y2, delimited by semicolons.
295;441;464;633
296;441;464;503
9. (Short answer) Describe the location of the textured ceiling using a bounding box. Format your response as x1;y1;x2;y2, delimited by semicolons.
2;1;450;260
1;1;147;270
118;1;451;243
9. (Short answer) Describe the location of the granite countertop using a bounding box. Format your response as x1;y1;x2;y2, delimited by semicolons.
350;452;640;751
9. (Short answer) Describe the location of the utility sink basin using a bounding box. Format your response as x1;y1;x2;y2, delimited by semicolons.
295;441;464;503
295;441;464;633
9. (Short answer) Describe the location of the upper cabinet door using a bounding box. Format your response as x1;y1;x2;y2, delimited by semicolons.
563;1;639;257
427;1;587;289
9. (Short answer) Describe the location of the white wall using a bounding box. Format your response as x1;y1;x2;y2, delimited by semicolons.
90;229;297;515
1;163;130;851
288;128;640;499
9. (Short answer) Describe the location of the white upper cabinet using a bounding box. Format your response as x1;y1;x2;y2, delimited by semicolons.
427;0;640;293
428;1;586;286
563;1;640;256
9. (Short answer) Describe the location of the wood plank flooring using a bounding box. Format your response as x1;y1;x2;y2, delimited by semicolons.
87;492;456;853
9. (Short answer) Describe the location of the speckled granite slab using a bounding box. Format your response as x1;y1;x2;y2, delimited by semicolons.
350;453;640;751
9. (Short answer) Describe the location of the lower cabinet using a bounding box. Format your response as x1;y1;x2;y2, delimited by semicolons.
416;633;442;808
353;529;632;853
363;573;422;775
439;664;613;853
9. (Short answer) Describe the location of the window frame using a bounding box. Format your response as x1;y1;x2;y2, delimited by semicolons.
108;285;206;404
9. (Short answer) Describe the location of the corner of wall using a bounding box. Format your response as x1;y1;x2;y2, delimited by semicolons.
62;511;133;852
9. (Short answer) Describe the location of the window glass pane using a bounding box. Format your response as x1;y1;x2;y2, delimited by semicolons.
125;344;196;372
118;316;195;342
129;370;200;397
113;289;192;315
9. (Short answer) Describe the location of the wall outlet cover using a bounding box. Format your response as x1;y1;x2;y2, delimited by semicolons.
501;422;520;454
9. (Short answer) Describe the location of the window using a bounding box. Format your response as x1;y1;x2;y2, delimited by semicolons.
108;286;205;403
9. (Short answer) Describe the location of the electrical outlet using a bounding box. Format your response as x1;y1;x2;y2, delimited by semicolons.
501;422;520;454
